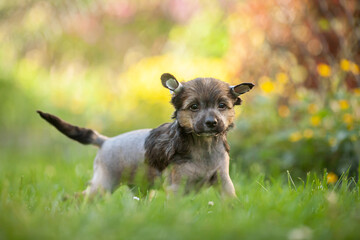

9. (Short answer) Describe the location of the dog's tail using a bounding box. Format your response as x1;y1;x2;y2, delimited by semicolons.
36;110;108;147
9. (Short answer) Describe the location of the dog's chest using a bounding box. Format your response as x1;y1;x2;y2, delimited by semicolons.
181;141;227;180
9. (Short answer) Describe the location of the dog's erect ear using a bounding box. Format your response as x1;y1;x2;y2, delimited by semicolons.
161;73;183;94
230;83;255;96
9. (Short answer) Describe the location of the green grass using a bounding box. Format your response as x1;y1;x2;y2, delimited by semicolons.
1;147;360;240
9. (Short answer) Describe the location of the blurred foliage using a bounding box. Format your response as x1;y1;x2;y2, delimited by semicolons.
0;0;359;179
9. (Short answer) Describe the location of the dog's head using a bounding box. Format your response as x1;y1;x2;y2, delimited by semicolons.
161;73;254;136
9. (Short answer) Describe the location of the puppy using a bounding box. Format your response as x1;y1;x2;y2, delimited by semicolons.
37;73;254;197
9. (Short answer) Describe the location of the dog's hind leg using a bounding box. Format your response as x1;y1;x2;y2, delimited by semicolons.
83;156;120;197
83;171;109;197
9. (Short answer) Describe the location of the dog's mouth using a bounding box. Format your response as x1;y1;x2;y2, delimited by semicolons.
193;126;226;137
194;131;221;137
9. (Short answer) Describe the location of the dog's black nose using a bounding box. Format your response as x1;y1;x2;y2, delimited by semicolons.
205;117;218;128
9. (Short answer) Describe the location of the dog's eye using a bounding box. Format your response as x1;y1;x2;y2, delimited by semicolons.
218;103;227;110
189;104;199;111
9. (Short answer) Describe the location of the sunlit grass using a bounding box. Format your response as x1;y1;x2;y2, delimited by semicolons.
1;148;359;240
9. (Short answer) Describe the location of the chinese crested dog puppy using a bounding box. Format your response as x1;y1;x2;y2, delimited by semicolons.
37;73;254;197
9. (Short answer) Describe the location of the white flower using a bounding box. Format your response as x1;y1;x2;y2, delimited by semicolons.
208;201;214;206
326;191;338;205
133;196;140;201
288;226;313;240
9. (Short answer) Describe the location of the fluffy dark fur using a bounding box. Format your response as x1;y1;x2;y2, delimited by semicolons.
37;110;99;145
144;122;189;171
144;121;230;172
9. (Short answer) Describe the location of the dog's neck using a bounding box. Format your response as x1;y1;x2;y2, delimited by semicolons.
144;120;230;172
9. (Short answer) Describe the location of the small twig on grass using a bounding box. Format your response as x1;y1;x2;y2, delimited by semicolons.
287;170;297;191
256;180;269;192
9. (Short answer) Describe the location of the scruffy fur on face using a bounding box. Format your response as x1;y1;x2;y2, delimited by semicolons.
145;78;236;173
37;73;254;197
173;78;237;135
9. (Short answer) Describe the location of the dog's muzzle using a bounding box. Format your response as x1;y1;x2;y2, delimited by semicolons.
194;120;225;137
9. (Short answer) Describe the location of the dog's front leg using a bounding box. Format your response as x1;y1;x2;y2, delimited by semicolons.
220;171;236;197
165;165;183;196
219;155;237;197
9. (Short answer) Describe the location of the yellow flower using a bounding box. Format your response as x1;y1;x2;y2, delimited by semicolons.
308;103;318;114
343;113;353;125
350;63;359;75
317;63;332;77
278;105;290;118
310;116;321;126
259;76;274;94
327;172;338;184
276;72;289;84
340;59;350;71
303;129;314;139
338;100;349;110
353;88;360;96
290;131;302;142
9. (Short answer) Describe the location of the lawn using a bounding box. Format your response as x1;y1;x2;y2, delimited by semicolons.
1;147;359;240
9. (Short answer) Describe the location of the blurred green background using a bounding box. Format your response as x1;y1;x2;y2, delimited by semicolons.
0;0;359;181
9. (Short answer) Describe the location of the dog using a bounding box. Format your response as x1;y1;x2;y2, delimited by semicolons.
37;73;254;197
